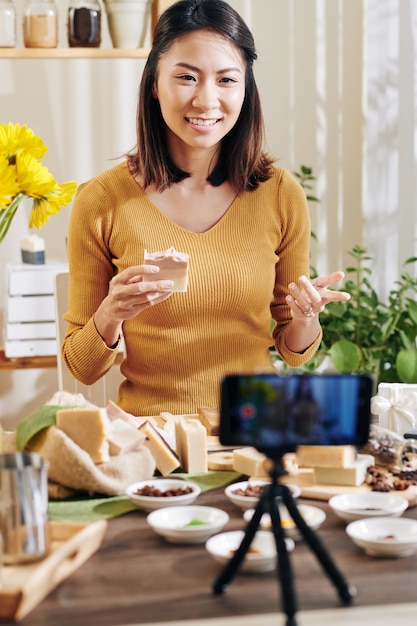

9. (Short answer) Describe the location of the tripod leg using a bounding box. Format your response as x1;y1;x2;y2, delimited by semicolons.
281;488;356;605
212;499;264;595
269;502;298;626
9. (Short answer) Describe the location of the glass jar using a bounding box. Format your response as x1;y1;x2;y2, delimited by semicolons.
0;0;16;48
23;0;58;48
68;0;101;48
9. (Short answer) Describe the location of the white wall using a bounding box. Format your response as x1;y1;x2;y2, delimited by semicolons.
363;0;417;300
2;0;415;428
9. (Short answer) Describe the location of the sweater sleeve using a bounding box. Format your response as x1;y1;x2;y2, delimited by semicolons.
62;176;120;385
271;169;322;367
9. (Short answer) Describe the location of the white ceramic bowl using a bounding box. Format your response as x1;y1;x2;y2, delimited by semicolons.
243;503;326;541
225;480;301;510
147;505;229;544
206;530;294;573
126;478;201;512
346;517;417;557
329;492;409;522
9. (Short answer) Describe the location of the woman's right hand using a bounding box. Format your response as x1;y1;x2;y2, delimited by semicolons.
94;265;173;347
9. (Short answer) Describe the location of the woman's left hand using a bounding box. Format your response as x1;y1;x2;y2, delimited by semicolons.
286;271;350;320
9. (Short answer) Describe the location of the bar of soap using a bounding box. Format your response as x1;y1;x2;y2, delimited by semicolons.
139;420;180;475
208;451;234;471
233;447;269;478
313;454;375;486
296;445;356;469
175;418;208;473
107;419;146;456
56;407;110;463
196;407;219;436
144;247;189;292
20;234;45;264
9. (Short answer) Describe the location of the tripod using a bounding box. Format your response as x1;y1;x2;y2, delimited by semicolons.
213;455;356;626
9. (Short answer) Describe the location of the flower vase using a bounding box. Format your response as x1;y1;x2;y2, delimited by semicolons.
103;0;151;49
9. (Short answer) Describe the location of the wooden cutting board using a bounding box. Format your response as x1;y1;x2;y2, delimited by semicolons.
279;468;417;508
0;519;107;621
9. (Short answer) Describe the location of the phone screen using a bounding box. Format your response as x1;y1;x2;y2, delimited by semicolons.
219;373;373;453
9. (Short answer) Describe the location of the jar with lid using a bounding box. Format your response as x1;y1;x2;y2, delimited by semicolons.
68;0;101;48
0;0;16;47
23;0;58;48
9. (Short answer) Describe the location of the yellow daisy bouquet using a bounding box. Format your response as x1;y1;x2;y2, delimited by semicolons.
0;122;77;245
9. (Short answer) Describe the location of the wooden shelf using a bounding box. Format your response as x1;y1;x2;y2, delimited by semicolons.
0;349;57;370
0;48;150;60
0;349;124;371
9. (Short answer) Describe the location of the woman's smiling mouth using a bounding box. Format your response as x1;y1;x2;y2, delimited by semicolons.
185;117;220;126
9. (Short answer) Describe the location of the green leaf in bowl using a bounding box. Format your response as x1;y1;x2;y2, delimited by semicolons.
181;519;207;527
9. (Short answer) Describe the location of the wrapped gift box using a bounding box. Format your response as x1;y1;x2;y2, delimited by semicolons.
371;382;417;435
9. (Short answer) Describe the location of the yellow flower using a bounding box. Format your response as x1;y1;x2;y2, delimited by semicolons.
0;122;47;162
0;122;77;244
29;181;78;229
0;155;20;207
16;153;56;198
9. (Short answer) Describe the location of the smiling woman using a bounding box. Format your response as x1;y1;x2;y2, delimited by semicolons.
154;31;246;159
62;0;349;419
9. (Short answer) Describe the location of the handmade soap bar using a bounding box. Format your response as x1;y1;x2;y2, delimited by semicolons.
175;418;208;473
139;420;180;475
313;454;375;486
233;447;269;478
296;445;356;469
107;419;145;456
20;234;45;264
196;406;219;436
144;247;189;292
56;407;110;463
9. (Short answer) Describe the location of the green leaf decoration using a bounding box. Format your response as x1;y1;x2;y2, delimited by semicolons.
16;405;61;451
407;300;417;326
329;340;362;373
396;349;417;384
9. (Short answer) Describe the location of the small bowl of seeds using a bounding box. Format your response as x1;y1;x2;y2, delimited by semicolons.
126;478;201;512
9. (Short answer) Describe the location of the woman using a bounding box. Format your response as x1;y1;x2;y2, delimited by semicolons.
63;0;349;416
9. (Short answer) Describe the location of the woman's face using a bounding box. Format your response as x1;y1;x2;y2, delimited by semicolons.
154;30;247;161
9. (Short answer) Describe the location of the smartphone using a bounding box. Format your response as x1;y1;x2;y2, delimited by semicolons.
219;373;373;455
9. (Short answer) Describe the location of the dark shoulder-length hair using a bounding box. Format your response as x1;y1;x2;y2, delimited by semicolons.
127;0;275;192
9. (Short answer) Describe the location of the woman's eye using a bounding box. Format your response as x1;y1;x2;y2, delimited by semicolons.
219;77;237;84
178;74;196;82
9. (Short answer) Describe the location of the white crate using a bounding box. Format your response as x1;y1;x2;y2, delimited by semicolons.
7;296;56;323
4;261;68;357
7;261;68;296
6;322;57;340
5;339;57;358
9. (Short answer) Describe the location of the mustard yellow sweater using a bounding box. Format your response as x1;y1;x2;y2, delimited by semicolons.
64;162;321;416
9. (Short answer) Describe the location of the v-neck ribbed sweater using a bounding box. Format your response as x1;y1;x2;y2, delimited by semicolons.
63;162;321;416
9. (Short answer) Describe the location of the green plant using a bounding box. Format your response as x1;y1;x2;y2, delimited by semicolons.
304;245;417;384
274;166;417;385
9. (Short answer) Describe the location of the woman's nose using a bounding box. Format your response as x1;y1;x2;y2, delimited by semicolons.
192;82;218;110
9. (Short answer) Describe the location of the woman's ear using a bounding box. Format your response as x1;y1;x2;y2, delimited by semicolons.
152;82;158;99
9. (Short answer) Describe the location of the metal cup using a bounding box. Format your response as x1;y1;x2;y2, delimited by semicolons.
0;452;50;564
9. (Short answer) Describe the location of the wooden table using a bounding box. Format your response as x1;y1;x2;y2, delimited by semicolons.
3;488;417;626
